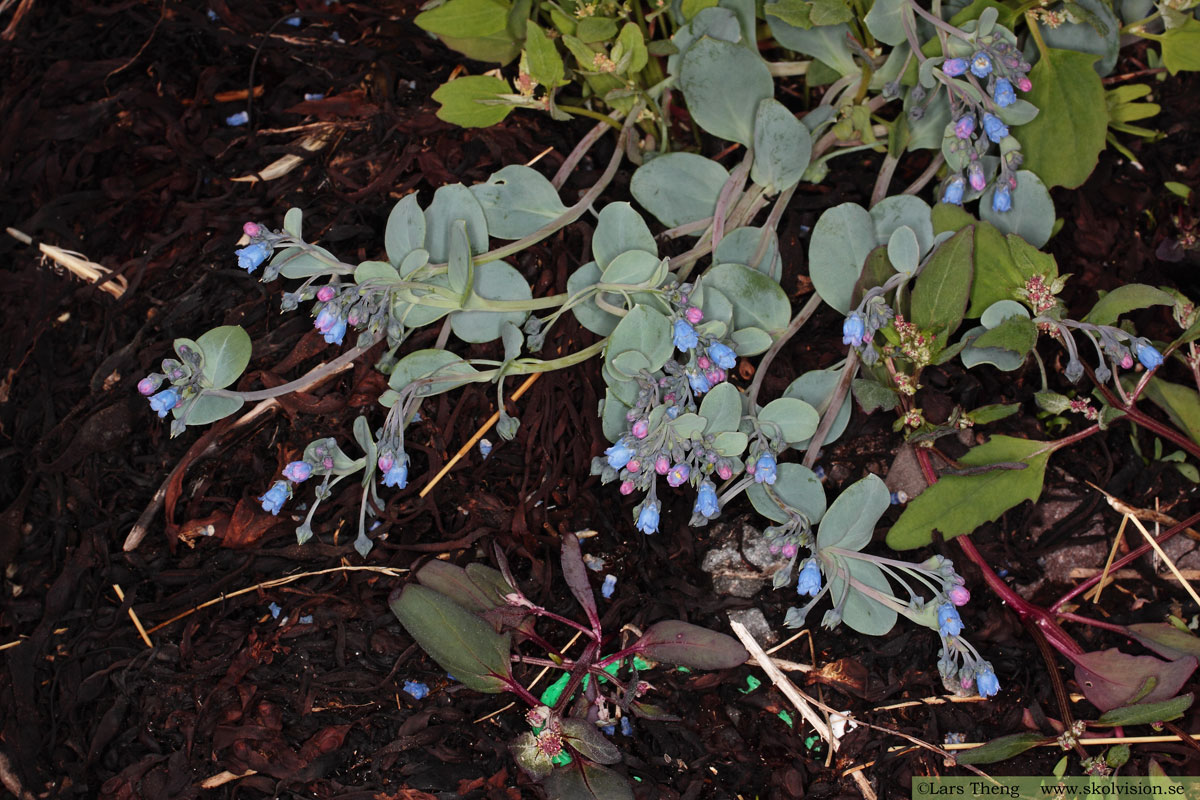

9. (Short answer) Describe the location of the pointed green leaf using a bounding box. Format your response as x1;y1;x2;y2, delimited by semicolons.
911;226;974;347
886;436;1052;549
431;76;514;128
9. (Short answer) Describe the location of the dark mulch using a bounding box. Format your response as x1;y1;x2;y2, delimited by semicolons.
1;3;1198;799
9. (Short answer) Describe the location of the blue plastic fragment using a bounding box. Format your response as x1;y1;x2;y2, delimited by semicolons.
226;111;249;126
403;680;430;700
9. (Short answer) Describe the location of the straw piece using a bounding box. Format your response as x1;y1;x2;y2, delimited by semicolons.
145;565;406;634
419;372;540;499
112;584;153;648
729;619;835;749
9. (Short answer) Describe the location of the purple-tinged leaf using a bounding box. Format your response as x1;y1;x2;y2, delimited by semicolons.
560;532;600;631
561;719;621;765
390;584;512;693
466;562;517;605
630;702;682;722
1126;622;1200;661
510;732;555;778
1072;648;1197;712
414;560;496;612
633;620;748;670
1094;693;1193;727
542;762;633;800
956;732;1048;765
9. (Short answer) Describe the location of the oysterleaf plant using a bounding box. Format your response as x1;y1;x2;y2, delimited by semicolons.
136;0;1200;790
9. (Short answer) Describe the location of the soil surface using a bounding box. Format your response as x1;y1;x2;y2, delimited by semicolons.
1;3;1199;799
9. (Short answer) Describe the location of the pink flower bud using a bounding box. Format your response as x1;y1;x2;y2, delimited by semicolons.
770;545;781;554
378;452;394;472
322;456;334;469
717;463;733;480
137;377;158;395
1016;76;1032;92
632;420;649;439
697;356;712;370
243;221;262;237
655;456;670;475
782;544;797;558
685;306;703;324
705;368;725;385
626;459;640;473
620;480;635;495
317;286;335;302
1121;353;1134;370
949;585;971;606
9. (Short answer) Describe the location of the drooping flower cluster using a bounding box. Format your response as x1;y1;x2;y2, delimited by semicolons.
937;33;1034;213
840;295;895;366
259;459;314;515
137;343;211;436
592;288;747;534
1017;275;1165;384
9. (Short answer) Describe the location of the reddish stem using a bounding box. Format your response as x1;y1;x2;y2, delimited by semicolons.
913;446;1082;656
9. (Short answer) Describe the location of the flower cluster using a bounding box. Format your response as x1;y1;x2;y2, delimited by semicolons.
840;295;895;366
938;35;1033;212
235;221;273;273
259;459;314;515
592;290;747;534
137;344;209;436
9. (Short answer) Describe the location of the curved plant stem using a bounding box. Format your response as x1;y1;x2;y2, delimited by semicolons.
207;335;382;401
747;293;824;408
802;349;859;469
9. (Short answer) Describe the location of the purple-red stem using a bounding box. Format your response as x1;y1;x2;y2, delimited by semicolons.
913;446;1082;656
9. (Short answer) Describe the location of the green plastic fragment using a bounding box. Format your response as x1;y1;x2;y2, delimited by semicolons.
676;666;692;673
632;655;651;670
777;709;794;728
804;734;820;749
633;776;643;782
540;673;571;707
739;676;762;694
552;751;573;766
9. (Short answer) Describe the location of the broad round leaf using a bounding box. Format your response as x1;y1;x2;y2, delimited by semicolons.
758;397;820;445
747;463;826;524
886;225;920;276
816;473;890;552
701;263;791;334
782;369;853;448
714;226;782;281
679;37;773;146
606;304;673;376
699;381;743;434
385;194;425;267
808;202;876;314
981;170;1054;248
593;202;656;270
469;164;567;239
630;152;729;229
196;326;252;390
388;349;483;396
751;98;812;193
424;184;489;262
567;262;619;336
826;556;898;635
451;260;531;343
870;195;934;255
185;393;244;426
